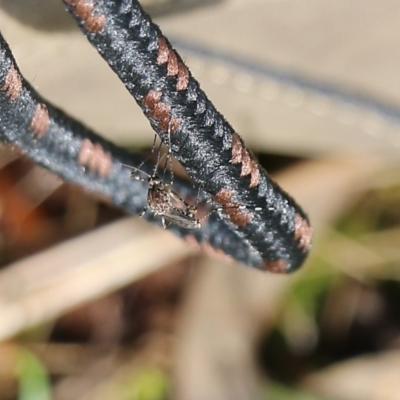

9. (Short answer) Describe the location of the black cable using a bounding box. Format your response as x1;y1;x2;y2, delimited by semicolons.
60;0;312;272
0;31;263;269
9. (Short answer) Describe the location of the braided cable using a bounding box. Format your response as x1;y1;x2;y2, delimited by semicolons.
0;31;263;269
61;0;312;272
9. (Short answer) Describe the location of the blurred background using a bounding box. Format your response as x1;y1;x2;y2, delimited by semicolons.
0;0;400;399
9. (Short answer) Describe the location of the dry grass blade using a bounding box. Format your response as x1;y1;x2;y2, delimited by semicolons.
301;350;400;400
0;217;195;340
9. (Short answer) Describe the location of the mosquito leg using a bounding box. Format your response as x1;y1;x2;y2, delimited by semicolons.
153;140;164;177
199;203;221;225
136;133;157;173
159;121;173;184
194;184;202;208
167;123;174;184
161;217;167;229
120;134;158;177
139;206;147;218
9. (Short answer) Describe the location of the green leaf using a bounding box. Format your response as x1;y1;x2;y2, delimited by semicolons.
17;348;51;400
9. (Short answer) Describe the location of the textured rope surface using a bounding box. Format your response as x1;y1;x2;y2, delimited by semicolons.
61;0;312;272
0;32;264;269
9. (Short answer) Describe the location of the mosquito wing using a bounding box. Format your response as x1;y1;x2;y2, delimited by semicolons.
167;190;192;208
162;189;200;229
162;206;200;229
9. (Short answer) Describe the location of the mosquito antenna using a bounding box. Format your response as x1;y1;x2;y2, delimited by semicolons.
120;162;151;178
122;152;168;175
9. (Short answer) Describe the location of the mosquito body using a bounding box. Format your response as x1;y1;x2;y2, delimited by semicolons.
141;174;201;230
122;125;204;229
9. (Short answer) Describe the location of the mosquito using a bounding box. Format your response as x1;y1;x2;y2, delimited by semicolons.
142;173;201;229
121;131;202;230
